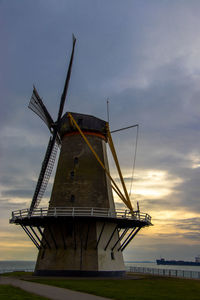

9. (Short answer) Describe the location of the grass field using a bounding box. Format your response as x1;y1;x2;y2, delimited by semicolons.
0;285;49;300
30;275;200;300
1;271;33;277
2;272;200;300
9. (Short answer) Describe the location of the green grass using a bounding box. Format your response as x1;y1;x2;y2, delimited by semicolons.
29;276;200;300
1;271;33;277
0;285;49;300
2;272;200;300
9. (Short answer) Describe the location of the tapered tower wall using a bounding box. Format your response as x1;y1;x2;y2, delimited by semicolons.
35;113;125;276
35;220;125;274
49;134;115;210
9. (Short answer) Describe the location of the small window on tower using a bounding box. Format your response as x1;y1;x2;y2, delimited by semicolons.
111;252;115;260
70;171;75;179
78;118;83;126
74;157;78;165
41;250;45;259
70;194;75;202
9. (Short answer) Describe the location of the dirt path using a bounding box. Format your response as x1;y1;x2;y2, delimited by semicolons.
0;276;111;300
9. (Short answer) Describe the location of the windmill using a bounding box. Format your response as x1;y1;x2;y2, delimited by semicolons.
10;36;152;277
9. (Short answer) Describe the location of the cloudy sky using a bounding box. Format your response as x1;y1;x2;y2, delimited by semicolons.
1;0;200;262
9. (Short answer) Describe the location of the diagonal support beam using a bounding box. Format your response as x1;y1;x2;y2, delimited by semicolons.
111;124;138;134
85;223;90;250
30;226;45;249
96;222;105;249
111;228;129;251
60;223;67;249
47;224;58;249
118;228;136;251
104;225;118;251
106;123;133;211
21;225;40;249
73;222;77;250
67;113;129;207
37;226;51;249
121;227;141;251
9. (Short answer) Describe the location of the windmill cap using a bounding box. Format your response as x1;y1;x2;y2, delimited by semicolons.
59;112;107;139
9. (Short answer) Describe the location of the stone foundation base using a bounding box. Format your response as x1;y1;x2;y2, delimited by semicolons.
34;269;126;277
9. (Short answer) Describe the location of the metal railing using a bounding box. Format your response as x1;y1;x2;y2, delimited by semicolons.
10;207;151;223
127;266;200;279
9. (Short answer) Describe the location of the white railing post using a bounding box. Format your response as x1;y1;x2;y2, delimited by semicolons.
11;207;151;227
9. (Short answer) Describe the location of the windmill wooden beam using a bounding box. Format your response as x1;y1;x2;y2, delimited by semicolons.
67;112;132;210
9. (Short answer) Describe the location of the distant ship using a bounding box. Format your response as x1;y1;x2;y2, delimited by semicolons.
156;256;200;266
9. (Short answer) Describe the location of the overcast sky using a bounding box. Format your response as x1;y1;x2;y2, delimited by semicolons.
1;0;200;262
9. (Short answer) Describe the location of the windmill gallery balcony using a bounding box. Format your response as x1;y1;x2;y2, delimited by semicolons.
10;207;151;224
10;207;152;254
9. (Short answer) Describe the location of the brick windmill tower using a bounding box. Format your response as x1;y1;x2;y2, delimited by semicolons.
10;36;152;276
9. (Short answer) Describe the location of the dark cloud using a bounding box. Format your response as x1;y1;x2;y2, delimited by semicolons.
1;189;51;199
176;218;200;232
1;0;200;260
2;189;36;199
0;199;28;210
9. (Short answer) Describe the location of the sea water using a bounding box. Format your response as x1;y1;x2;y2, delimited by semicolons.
1;260;200;274
0;261;35;274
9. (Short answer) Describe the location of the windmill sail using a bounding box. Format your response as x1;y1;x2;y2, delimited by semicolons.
29;137;59;213
57;34;76;121
29;35;76;214
29;86;54;132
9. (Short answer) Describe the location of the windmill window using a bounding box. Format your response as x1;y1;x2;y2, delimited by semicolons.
74;157;78;165
78;118;83;126
111;252;115;260
70;171;75;179
41;250;45;259
70;194;75;202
